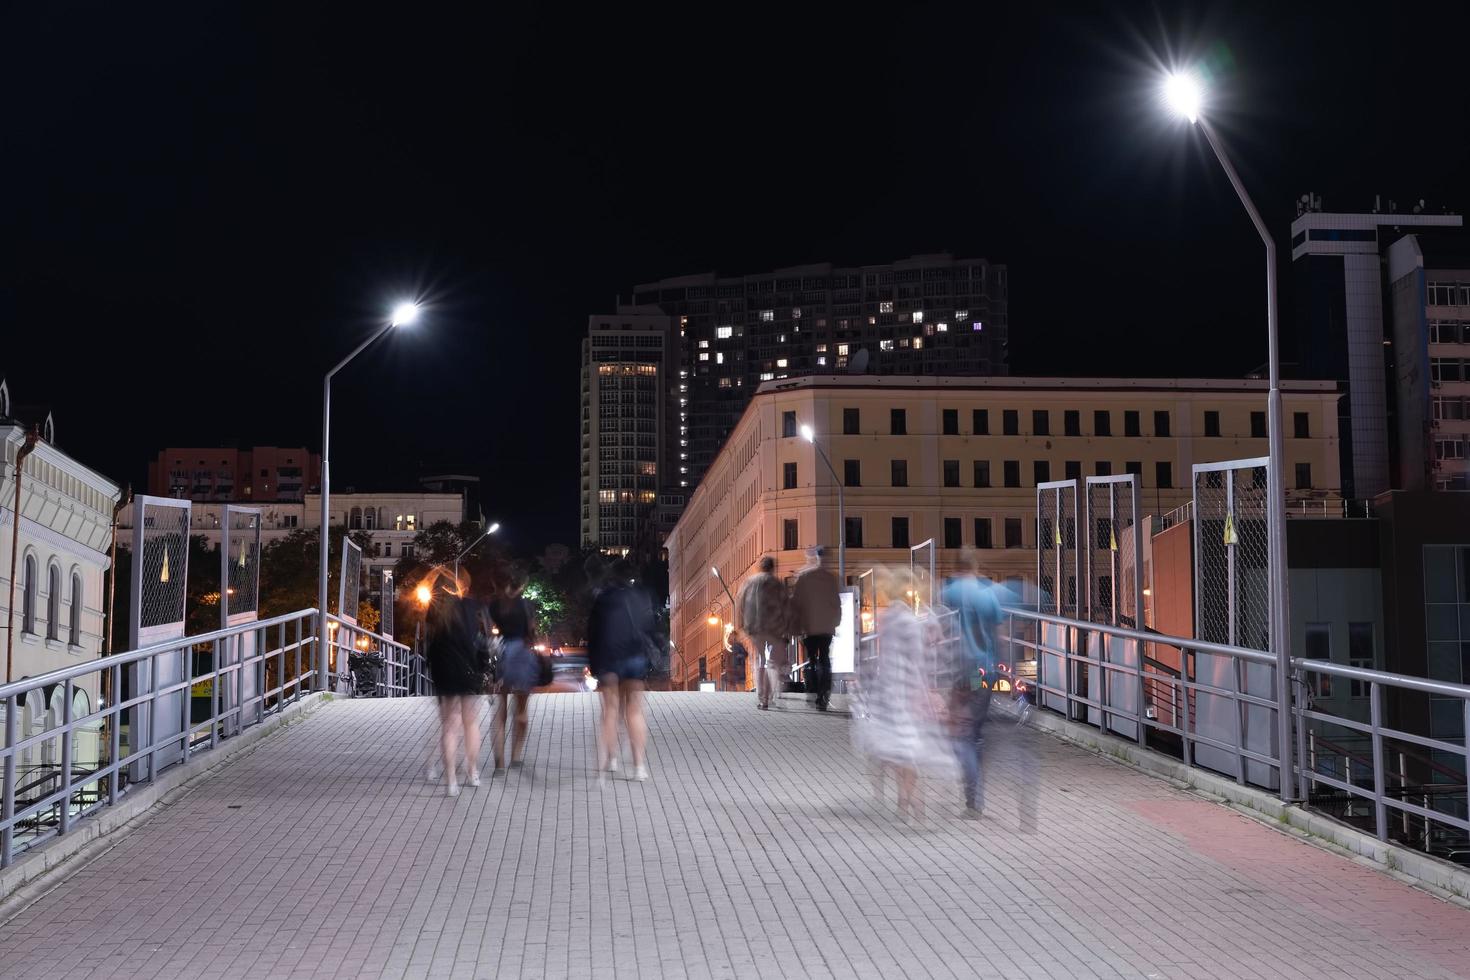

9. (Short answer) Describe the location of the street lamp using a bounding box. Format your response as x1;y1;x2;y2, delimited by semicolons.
317;300;419;689
1163;69;1293;799
800;424;845;583
452;521;501;581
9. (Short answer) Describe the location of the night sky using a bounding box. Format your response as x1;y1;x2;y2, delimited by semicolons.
5;3;1468;551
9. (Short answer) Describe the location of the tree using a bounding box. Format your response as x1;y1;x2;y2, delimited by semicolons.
257;526;374;620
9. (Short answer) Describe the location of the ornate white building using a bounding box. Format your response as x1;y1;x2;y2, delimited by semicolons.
0;379;122;775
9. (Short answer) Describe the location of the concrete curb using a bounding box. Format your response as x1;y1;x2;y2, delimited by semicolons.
0;692;330;911
1027;708;1470;902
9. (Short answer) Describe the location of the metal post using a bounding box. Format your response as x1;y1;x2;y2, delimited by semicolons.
810;440;845;584
1199;118;1293;802
1370;682;1387;841
107;663;121;804
2;693;16;866
1179;647;1192;768
59;678;73;835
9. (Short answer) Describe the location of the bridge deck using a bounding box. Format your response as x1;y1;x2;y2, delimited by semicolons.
2;693;1468;979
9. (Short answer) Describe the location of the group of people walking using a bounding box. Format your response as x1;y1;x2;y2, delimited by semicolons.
420;557;661;796
735;548;842;711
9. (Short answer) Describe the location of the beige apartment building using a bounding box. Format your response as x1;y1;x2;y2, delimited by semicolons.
665;375;1342;689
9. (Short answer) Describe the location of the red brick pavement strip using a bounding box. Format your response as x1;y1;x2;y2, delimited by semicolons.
1;693;1468;979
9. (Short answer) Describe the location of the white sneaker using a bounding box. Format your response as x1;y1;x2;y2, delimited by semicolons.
446;782;460;798
427;764;442;783
633;765;649;782
607;757;620;774
469;770;481;788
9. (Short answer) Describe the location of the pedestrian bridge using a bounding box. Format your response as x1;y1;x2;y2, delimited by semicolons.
3;689;1470;979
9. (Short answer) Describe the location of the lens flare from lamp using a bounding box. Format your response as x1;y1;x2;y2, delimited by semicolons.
391;301;420;327
415;583;432;607
800;424;814;442
1163;71;1202;123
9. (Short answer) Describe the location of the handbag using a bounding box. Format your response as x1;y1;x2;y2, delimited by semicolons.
623;592;668;678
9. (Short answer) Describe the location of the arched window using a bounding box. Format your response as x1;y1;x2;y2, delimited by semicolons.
349;506;363;530
21;554;37;634
70;572;83;646
363;509;375;530
46;563;61;640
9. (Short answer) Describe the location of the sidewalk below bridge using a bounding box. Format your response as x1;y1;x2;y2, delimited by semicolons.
3;692;1470;979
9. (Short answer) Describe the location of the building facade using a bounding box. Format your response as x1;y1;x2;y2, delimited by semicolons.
579;309;679;554
665;375;1341;690
146;446;321;502
632;253;1009;495
1290;196;1463;498
1;385;122;778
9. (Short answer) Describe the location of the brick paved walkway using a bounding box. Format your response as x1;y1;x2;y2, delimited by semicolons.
3;693;1470;979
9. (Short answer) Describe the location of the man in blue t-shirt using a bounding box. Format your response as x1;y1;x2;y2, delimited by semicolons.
940;548;1009;817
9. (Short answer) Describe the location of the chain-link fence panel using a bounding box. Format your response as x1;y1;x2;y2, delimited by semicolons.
1084;475;1144;741
1036;480;1079;717
380;569;395;640
222;506;261;623
1193;457;1277;788
338;538;362;624
133;498;191;634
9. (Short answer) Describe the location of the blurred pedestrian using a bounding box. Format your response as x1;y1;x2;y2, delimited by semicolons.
737;555;790;710
854;567;946;821
423;566;487;797
791;547;841;711
488;567;538;772
587;559;656;781
941;548;1007;818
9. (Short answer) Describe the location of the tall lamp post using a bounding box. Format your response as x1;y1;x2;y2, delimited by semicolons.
800;424;845;583
452;522;501;582
1163;71;1293;799
318;301;420;688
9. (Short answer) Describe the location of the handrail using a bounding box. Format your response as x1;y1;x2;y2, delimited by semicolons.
1294;657;1470;701
1003;606;1279;667
0;608;322;702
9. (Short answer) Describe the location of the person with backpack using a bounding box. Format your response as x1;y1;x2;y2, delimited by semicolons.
737;555;791;710
423;566;489;797
587;559;658;781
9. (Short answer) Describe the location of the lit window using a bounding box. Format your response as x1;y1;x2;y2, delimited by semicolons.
879;301;893;313
776;358;788;368
914;338;924;350
716;325;733;339
817;356;826;365
868;315;877;325
816;344;827;352
699;352;709;361
973;321;983;331
760;309;774;321
599;490;616;503
793;307;802;318
698;339;709;349
778;334;786;343
912;311;924;323
719;377;732;388
716;352;724;364
937;322;948;332
955;309;968;320
837;343;850;355
880;340;895;351
760;372;775;381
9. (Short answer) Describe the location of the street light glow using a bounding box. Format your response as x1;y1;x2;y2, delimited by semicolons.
390;301;420;327
1163;71;1202;123
799;424;814;442
487;522;500;534
415;583;432;607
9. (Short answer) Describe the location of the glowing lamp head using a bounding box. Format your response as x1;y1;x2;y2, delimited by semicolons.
390;301;420;327
1163;71;1203;124
415;583;432;607
799;424;815;443
487;522;501;534
707;614;720;626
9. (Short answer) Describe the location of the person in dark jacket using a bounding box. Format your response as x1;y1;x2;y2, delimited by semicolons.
488;567;538;773
423;566;487;797
587;559;656;781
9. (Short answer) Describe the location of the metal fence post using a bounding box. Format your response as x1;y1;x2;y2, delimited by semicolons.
1370;682;1387;841
108;663;121;805
59;678;74;836
182;646;194;762
1293;667;1310;801
1179;647;1192;769
3;693;16;866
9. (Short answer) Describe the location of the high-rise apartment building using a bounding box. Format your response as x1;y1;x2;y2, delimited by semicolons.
632;253;1008;492
1290;195;1463;497
579;309;679;553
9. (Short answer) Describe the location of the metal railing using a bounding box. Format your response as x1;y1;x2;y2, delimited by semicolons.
2;609;427;868
324;614;418;698
1004;606;1289;793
